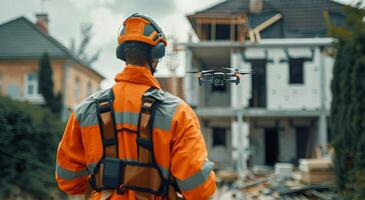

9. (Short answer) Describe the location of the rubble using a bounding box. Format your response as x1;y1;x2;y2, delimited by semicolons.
213;145;337;199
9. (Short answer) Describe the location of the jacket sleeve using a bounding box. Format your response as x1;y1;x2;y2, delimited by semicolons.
55;112;89;195
170;102;216;200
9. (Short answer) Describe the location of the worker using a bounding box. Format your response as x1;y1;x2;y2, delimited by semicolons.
55;13;216;200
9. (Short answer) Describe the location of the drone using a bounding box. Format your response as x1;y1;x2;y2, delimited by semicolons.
187;68;252;86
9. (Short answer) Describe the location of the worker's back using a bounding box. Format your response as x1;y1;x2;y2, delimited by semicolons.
56;66;216;200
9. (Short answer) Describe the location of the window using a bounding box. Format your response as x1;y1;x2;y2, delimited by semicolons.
216;24;231;40
212;127;227;147
211;84;226;92
25;73;40;97
289;58;304;84
87;81;93;96
74;77;81;101
201;24;212;40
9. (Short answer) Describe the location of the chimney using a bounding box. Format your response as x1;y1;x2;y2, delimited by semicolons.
249;0;263;14
36;13;49;33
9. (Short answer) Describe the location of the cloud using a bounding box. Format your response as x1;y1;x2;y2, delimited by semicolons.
104;0;177;17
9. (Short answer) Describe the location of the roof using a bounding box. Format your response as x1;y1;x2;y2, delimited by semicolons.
189;0;346;38
0;16;104;79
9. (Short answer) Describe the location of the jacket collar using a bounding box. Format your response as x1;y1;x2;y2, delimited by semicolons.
114;65;161;89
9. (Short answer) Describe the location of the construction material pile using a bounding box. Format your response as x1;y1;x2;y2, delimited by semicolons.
214;145;337;200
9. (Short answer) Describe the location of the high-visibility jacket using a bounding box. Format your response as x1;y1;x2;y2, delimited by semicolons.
55;65;216;200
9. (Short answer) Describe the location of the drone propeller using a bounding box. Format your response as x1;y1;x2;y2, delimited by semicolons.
239;72;251;75
223;67;237;71
186;69;215;74
223;67;253;75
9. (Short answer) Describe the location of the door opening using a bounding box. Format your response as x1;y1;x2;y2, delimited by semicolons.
265;128;279;166
296;126;310;159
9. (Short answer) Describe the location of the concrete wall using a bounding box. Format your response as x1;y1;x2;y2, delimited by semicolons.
241;47;333;110
201;118;232;169
249;117;317;165
199;83;231;107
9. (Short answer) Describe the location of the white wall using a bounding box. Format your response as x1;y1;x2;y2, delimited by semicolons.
231;50;251;108
241;47;333;110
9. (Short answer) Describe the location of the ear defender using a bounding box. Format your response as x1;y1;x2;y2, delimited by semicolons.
151;42;165;60
116;44;125;61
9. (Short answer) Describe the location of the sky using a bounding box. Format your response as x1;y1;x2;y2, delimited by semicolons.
0;0;354;88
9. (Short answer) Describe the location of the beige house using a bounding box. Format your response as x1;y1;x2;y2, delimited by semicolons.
0;14;104;119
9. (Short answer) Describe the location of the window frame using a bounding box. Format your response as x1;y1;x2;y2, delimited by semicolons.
288;58;305;85
24;73;42;98
74;77;81;101
212;127;227;147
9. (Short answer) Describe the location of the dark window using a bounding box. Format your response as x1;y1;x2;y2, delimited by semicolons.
201;24;212;40
213;127;226;147
289;58;304;84
211;84;226;92
249;59;267;108
216;24;231;40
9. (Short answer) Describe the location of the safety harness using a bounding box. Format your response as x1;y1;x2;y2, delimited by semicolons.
89;88;181;200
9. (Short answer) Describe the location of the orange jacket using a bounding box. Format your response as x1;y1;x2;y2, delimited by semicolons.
56;65;216;200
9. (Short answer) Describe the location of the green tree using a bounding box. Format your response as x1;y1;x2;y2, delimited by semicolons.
0;96;64;199
38;52;62;115
328;3;365;199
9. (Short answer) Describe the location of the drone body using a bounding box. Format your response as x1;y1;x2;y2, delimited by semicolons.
187;68;252;86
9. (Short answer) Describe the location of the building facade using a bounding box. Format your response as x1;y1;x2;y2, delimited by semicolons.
182;0;345;169
0;15;104;119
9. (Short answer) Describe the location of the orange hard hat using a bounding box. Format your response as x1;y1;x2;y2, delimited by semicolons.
116;13;167;61
118;13;167;47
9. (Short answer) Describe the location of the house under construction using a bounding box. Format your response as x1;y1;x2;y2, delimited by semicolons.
181;0;345;169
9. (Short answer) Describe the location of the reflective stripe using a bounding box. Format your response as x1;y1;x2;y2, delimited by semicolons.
77;88;181;131
176;159;214;191
79;111;176;132
80;113;98;127
154;112;172;131
56;163;89;180
114;112;139;126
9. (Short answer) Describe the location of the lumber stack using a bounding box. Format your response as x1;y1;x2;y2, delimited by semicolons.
299;159;335;184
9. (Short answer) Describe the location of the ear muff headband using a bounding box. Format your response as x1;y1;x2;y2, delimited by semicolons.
117;13;167;62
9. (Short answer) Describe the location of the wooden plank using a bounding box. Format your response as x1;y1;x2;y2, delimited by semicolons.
254;13;282;32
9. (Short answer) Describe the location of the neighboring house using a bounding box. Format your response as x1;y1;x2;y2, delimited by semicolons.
0;14;104;119
182;0;345;169
156;76;184;99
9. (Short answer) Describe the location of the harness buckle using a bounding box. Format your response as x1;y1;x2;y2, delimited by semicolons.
117;184;127;195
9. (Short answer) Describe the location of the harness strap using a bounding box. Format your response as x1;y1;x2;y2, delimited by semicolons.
89;88;182;200
94;89;118;196
135;96;159;200
137;97;156;164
